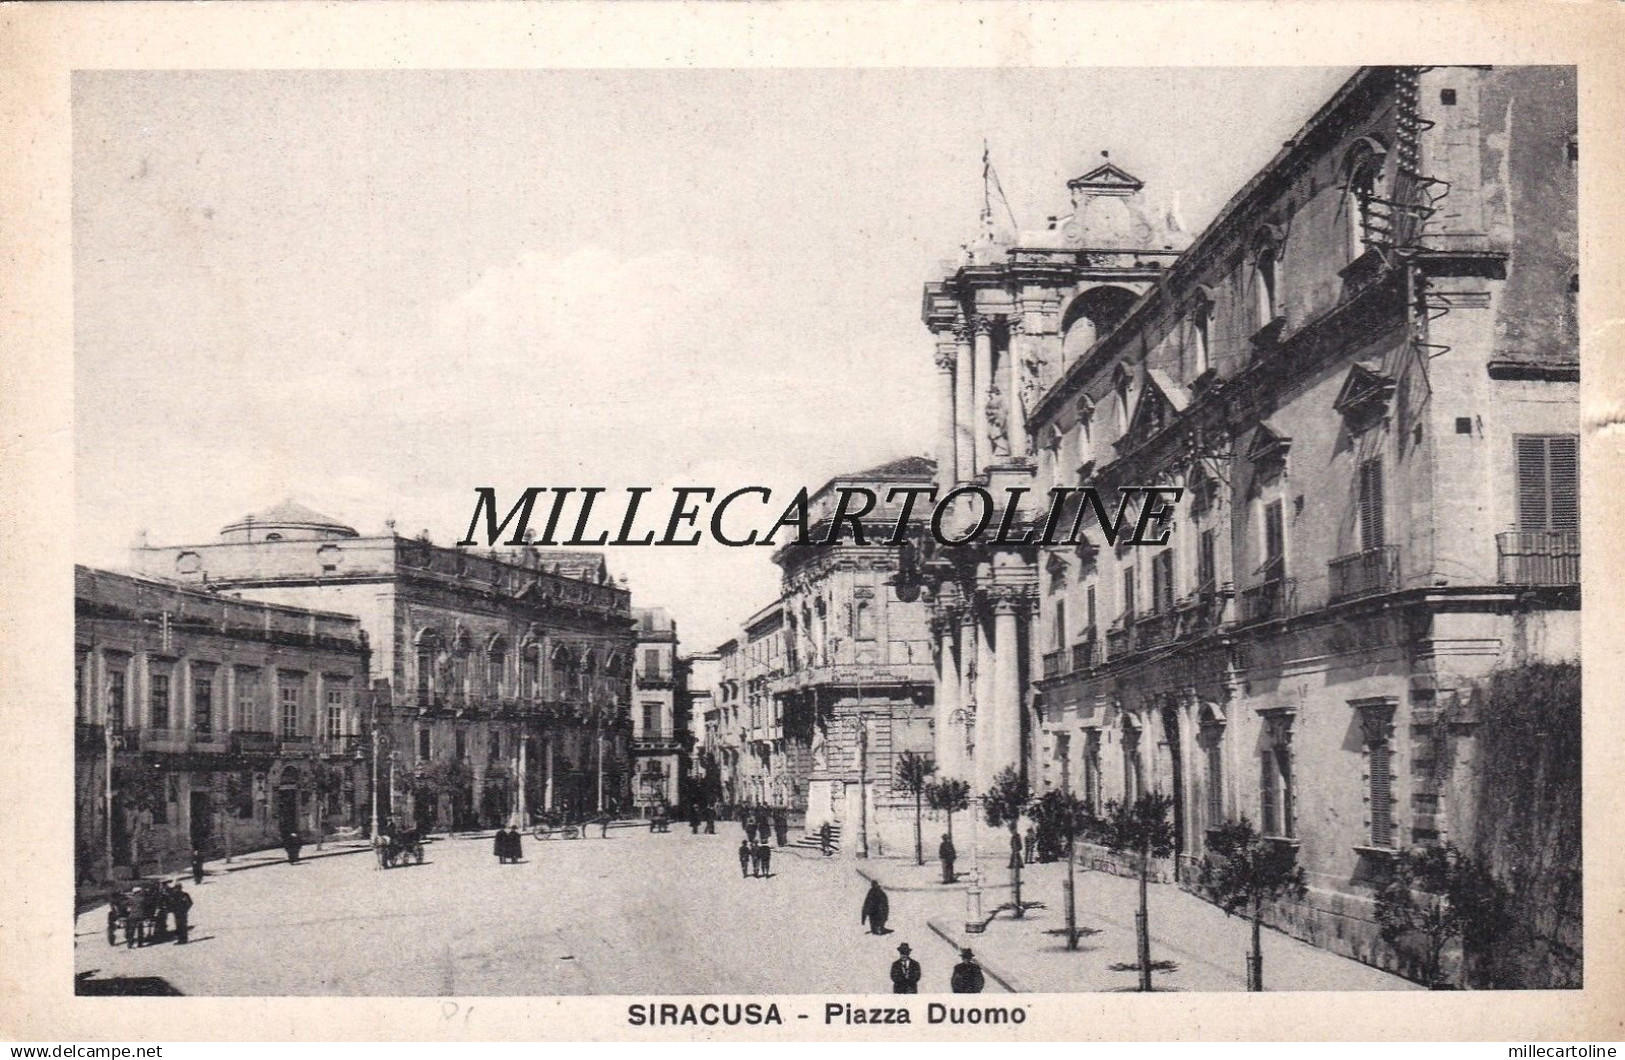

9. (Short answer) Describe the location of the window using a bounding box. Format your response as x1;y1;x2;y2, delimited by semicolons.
520;647;540;699
417;727;431;760
279;681;300;737
1253;246;1279;328
643;648;662;680
1053;600;1067;650
1197;528;1218;593
235;668;259;731
1355;699;1398;848
325;686;345;739
107;667;127;730
1083;730;1102;813
1115;373;1133;435
1359;458;1386;550
1515;435;1579;533
643;702;662;738
193;674;213;735
1191;300;1211;376
488;645;506;696
1122;724;1142;802
855;601;876;640
488;730;502;761
415;634;437;699
1085;586;1097;633
1346;161;1380;261
1262;500;1285;580
1121;566;1137;625
1204;729;1225;829
1151;549;1175;615
1260;714;1295;838
150;672;171;729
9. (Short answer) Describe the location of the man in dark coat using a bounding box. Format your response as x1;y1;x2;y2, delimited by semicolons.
705;806;716;834
1024;825;1037;865
773;810;788;847
168;883;193;945
951;948;985;993
819;820;833;856
758;841;772;878
744;817;757;844
284;830;303;864
860;879;890;934
125;887;148;949
191;849;205;885
939;833;957;884
889;943;922;994
494;827;508;863
738;839;752;878
507;825;523;863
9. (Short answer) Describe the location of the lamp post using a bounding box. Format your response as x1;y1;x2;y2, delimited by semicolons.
961;703;985;932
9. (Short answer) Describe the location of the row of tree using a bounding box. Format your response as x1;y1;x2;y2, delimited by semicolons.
895;751;1510;991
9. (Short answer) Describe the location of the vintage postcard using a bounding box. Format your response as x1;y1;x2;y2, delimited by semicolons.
2;0;1622;1044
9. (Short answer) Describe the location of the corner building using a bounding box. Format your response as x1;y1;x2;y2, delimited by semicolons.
130;502;637;830
924;67;1579;972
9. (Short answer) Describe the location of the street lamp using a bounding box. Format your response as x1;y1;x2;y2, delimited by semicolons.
958;702;985;933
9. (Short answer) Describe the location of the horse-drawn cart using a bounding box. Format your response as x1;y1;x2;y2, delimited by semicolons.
374;827;424;868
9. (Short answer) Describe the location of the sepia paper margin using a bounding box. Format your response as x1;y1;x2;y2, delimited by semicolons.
2;0;1623;1042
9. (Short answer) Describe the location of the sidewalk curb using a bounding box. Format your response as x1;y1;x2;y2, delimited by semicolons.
925;917;1029;994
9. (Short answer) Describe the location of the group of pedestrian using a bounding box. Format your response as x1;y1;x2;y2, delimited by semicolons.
737;838;774;878
862;880;985;993
107;880;193;948
740;809;788;848
493;823;524;864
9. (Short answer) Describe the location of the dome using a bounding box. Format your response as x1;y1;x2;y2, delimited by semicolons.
219;499;359;543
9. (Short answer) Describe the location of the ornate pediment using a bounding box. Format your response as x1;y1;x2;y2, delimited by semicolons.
1068;161;1145;195
1245;422;1292;466
1120;368;1189;451
1332;362;1396;425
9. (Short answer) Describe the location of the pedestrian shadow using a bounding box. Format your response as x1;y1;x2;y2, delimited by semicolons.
1108;959;1180;974
75;971;185;996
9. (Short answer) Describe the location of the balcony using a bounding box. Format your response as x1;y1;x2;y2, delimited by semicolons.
1041;649;1066;679
319;734;366;757
1106;623;1134;658
1239;579;1295;624
1135;610;1179;649
1328;545;1401;602
232;730;278;756
1497;531;1579;586
136;728;230;755
1071;637;1100;672
279;733;315;754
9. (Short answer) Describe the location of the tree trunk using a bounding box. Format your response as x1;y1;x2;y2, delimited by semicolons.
1137;851;1153;991
945;809;954;844
1250;901;1264;991
914;790;923;866
1012;826;1024;919
1065;834;1078;950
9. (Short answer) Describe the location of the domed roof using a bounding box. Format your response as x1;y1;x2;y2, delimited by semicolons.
220;499;358;542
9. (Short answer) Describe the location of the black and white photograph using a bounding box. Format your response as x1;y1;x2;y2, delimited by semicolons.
3;2;1621;1044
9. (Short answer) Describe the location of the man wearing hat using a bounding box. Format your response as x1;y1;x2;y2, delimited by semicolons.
889;943;922;994
951;948;985;993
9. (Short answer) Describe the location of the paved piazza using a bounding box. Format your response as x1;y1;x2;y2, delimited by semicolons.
74;828;1411;995
74;827;989;996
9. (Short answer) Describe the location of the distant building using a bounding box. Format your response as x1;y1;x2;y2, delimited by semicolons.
129;501;637;829
680;650;722;811
630;608;684;816
75;565;370;882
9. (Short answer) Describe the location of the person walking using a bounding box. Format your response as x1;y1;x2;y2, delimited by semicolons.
819;820;833;857
125;886;148;949
168;882;193;945
1024;824;1037;865
758;841;773;878
284;830;303;864
494;826;509;864
889;943;922;994
705;806;716;835
860;878;890;935
738;839;752;879
507;824;523;863
939;832;957;884
951;948;985;993
106;890;127;948
773;810;788;847
191;848;205;885
153;883;171;942
744;816;757;844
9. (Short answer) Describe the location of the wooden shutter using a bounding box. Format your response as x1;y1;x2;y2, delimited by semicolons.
1359;458;1385;550
1516;436;1552;531
1516;435;1580;533
1260;750;1278;835
1369;740;1393;847
1549;435;1579;532
1123;567;1136;622
1263;500;1285;578
1198;528;1217;591
1206;741;1224;826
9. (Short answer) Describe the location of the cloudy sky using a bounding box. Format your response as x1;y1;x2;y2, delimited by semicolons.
74;67;1352;649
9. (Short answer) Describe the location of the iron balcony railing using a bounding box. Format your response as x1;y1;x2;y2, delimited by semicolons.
1041;649;1065;679
1328;545;1401;602
232;730;278;755
1239;578;1296;624
1105;623;1133;658
1497;531;1579;586
1135;610;1179;649
1072;636;1101;672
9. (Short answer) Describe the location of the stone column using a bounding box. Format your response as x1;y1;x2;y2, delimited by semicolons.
971;316;995;474
934;337;958;494
990;592;1025;784
1006;318;1029;460
933;612;961;781
953;323;976;483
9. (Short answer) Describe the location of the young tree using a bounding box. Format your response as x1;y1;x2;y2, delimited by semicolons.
926;777;971;844
1034;789;1096;949
1199;817;1308;990
895;751;937;866
1098;792;1176;990
983;766;1033;919
1374;843;1511;988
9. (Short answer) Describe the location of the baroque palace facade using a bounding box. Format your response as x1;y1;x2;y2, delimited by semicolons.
703;458;938;852
920;66;1579;971
129;501;638;831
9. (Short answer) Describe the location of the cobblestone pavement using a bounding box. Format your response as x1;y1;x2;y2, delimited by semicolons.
859;856;1420;993
72;828;1005;996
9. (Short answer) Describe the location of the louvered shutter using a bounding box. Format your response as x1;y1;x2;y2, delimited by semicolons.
1549;435;1579;532
1516;436;1551;531
1368;741;1393;847
1260;751;1278;836
1359;459;1386;550
1263;501;1285;578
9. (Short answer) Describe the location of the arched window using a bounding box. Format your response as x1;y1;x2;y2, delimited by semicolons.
1341;138;1388;262
486;635;508;698
414;629;441;701
1061;286;1140;366
519;642;540;700
1253;244;1279;329
1189;292;1213;377
1114;367;1133;436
